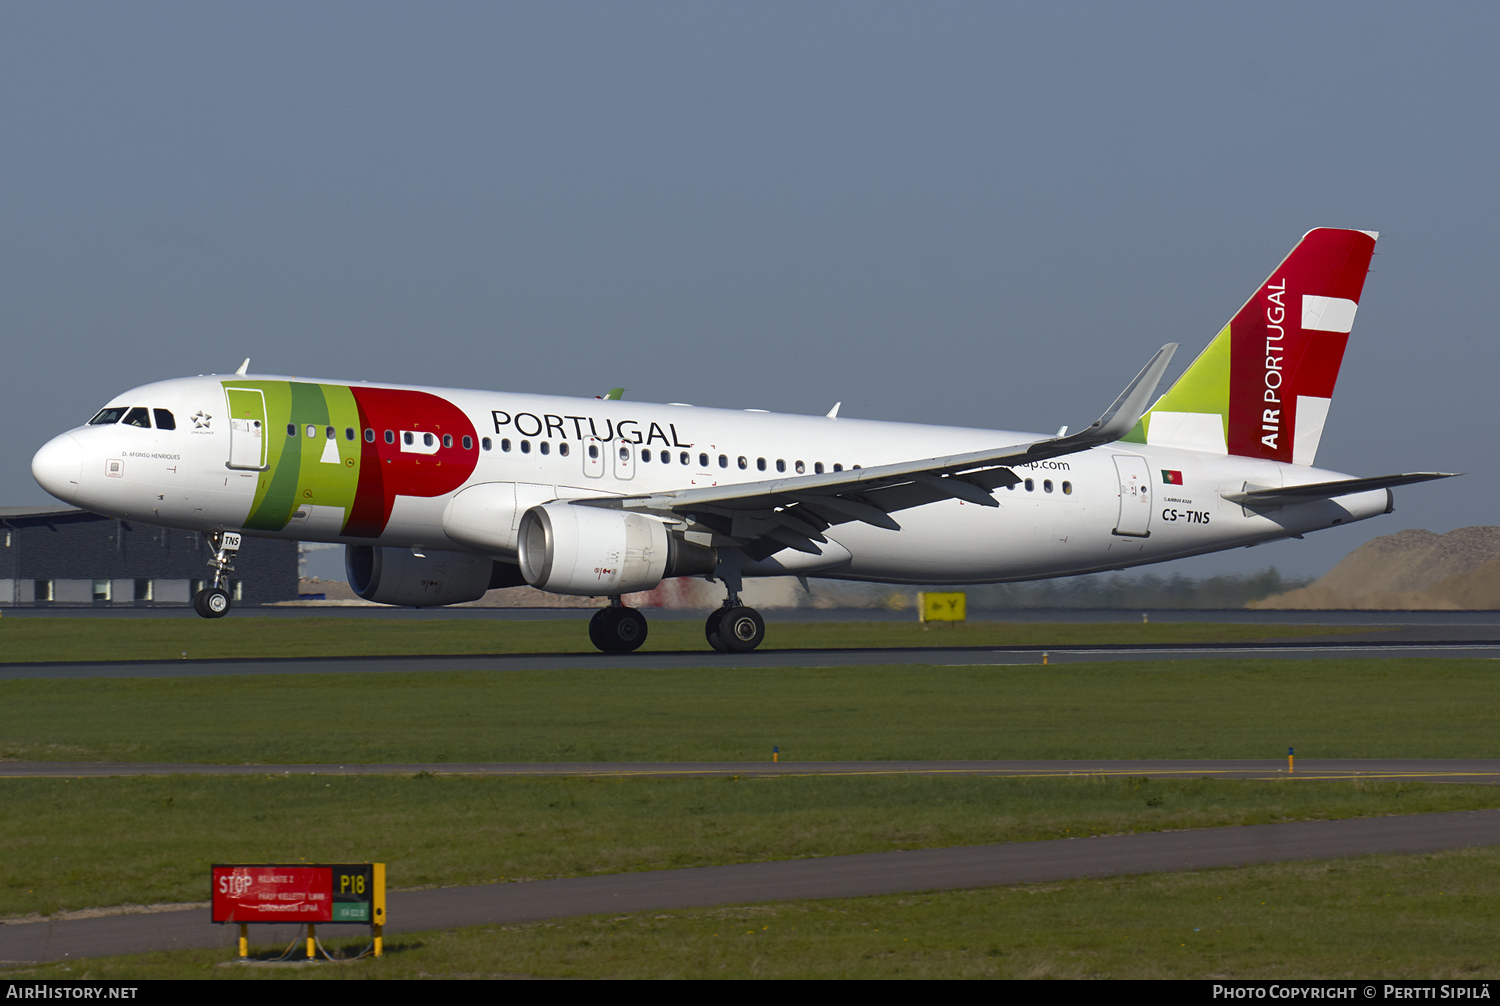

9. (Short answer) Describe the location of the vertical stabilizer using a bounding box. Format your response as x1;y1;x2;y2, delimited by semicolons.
1123;228;1377;465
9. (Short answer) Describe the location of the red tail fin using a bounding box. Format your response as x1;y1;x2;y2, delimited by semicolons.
1226;228;1377;463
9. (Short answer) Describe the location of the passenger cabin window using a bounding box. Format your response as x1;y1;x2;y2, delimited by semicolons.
698;453;709;467
153;409;176;431
540;442;550;455
384;430;395;444
795;461;805;474
481;437;492;451
718;454;728;469
88;408;126;425
325;426;335;439
757;458;766;471
776;459;786;472
559;442;570;457
462;436;473;450
123;408;151;428
442;434;453;448
345;428;355;441
306;425;317;438
814;462;824;474
364;428;375;442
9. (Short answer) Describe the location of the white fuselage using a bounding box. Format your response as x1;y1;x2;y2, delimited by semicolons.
32;374;1390;586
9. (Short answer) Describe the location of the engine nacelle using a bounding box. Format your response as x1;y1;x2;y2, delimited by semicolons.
518;502;717;595
345;545;523;607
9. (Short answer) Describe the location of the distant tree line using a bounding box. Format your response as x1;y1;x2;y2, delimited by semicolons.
808;568;1311;610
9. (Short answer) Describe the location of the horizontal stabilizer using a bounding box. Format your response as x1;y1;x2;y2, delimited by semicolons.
1221;472;1459;508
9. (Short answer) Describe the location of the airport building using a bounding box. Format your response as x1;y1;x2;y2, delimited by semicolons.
0;505;298;607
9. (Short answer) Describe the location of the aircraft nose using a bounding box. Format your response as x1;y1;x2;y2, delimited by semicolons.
32;433;83;504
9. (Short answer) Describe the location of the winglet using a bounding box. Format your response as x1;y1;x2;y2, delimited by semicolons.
235;358;250;376
1078;344;1178;443
826;402;841;419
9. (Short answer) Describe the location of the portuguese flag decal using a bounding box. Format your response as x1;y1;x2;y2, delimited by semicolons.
1161;470;1184;485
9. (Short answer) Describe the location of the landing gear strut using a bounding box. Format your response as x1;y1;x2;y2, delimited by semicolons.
589;597;648;652
192;530;239;619
704;549;764;652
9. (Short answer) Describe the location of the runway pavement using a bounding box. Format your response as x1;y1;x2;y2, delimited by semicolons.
4;809;1497;965
5;758;1500;783
3;635;1500;680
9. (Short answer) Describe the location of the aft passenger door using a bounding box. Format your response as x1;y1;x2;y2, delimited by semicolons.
1112;454;1152;537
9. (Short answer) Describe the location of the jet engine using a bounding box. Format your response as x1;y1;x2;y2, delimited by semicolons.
345;545;526;607
517;502;717;595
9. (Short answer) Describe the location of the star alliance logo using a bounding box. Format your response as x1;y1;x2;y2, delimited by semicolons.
191;411;212;429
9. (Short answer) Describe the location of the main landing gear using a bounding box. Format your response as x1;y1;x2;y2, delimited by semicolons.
586;551;767;655
703;548;763;652
589;598;649;652
192;530;238;619
705;602;765;653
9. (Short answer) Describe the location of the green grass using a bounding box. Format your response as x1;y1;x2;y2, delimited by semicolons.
3;774;1497;919
0;615;1363;662
0;659;1496;764
10;848;1500;979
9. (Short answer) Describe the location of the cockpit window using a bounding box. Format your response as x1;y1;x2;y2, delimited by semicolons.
153;409;176;431
122;408;151;428
88;408;126;425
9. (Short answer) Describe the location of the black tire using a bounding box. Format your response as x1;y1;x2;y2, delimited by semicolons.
714;606;764;652
589;606;647;653
705;608;728;652
194;587;230;619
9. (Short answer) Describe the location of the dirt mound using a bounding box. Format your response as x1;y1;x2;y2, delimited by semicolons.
1250;527;1500;610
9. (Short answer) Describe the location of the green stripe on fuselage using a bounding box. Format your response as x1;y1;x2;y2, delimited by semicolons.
227;381;362;532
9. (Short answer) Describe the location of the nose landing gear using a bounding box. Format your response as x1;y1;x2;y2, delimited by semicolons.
192;530;240;619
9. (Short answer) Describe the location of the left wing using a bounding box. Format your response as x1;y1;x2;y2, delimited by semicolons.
572;344;1178;558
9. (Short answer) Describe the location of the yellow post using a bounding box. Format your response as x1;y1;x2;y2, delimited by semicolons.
1042;652;1049;665
1288;747;1294;774
306;923;316;960
372;863;387;958
238;923;248;961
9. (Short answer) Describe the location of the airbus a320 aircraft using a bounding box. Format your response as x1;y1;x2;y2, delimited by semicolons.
32;228;1453;652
